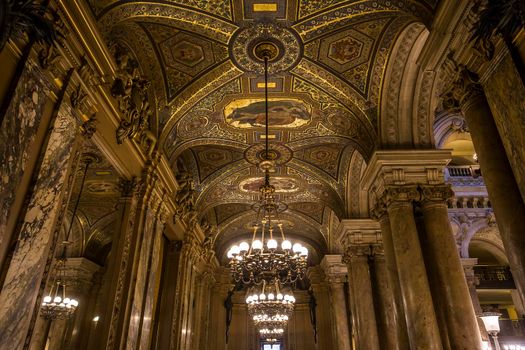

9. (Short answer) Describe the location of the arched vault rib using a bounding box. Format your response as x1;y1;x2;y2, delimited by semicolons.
160;62;243;144
291;59;371;119
97;2;238;42
293;0;433;41
169;138;248;165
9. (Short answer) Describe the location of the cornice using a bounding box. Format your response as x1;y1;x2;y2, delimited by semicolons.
361;149;452;193
320;254;348;279
336;219;382;248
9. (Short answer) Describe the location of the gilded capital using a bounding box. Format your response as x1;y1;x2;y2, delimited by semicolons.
419;184;454;204
445;66;484;113
381;185;419;207
343;245;372;262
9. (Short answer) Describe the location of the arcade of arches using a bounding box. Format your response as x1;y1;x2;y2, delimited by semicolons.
0;0;524;349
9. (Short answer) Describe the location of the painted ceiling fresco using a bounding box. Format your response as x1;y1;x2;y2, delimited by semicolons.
86;0;436;257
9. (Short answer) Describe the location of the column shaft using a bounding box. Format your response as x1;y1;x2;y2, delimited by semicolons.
0;63;53;270
453;68;525;306
370;254;405;350
419;195;482;349
92;182;141;350
346;253;379;350
329;281;352;350
376;216;410;349
387;197;443;350
0;105;80;349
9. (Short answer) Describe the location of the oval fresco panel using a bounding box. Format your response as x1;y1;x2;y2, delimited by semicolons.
239;177;300;193
224;98;311;128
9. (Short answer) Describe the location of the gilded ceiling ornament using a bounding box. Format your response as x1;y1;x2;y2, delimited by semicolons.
293;0;432;41
98;3;237;43
244;143;293;166
231;22;302;74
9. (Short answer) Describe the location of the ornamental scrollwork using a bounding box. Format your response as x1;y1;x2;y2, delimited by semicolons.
419;184;454;203
381;185;420;206
111;45;156;155
80;113;97;139
441;65;484;112
173;170;198;226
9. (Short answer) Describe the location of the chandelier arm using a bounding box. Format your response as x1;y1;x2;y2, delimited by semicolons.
261;220;266;252
278;223;285;241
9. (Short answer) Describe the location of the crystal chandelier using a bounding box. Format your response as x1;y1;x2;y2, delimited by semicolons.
246;278;295;340
41;157;93;319
226;42;308;285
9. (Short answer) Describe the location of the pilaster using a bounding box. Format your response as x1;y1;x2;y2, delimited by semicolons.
339;221;381;350
320;255;351;350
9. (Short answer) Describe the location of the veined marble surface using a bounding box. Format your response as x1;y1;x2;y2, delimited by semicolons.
139;218;164;349
0;65;48;255
126;206;156;350
484;53;525;204
0;106;79;349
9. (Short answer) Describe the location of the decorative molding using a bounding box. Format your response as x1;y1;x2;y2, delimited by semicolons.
320;255;348;284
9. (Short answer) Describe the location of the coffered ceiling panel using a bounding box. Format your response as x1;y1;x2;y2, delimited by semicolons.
86;0;436;258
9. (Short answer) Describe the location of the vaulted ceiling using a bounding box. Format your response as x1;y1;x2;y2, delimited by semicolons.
86;0;437;259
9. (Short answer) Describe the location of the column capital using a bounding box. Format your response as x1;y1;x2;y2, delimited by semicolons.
442;66;484;113
419;184;454;207
337;219;382;247
360;150;452;215
320;255;347;284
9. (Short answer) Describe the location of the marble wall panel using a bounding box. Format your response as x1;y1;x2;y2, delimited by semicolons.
0;64;49;258
0;105;79;349
126;206;156;349
106;194;140;350
139;218;164;350
484;52;525;204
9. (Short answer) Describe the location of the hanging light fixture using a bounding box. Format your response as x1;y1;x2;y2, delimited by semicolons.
246;278;295;341
41;157;93;319
40;256;79;320
226;42;308;285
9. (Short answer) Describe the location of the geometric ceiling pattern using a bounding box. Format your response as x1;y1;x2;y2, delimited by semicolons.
87;0;437;257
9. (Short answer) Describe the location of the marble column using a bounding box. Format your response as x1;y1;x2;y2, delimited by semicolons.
90;178;143;350
0;103;81;349
125;193;163;350
151;241;182;350
462;258;489;341
171;236;200;350
371;215;410;349
418;185;482;349
192;265;216;350
343;248;380;350
448;67;525;307
206;268;231;350
320;255;351;350
384;186;443;350
307;267;336;350
0;62;54;270
138;209;166;350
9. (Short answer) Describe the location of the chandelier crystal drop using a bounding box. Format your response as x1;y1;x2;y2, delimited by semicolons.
227;43;308;285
